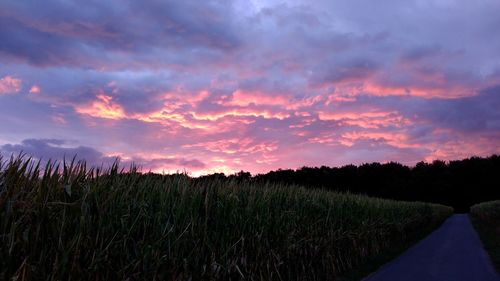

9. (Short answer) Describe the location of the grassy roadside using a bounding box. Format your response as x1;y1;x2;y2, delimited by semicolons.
0;155;453;280
470;201;500;273
338;208;449;281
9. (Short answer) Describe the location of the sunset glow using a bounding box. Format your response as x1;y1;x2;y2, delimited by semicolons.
1;0;499;175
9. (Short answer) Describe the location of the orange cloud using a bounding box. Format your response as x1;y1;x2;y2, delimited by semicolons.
308;134;337;145
340;131;415;148
307;129;417;149
135;110;187;124
0;76;22;94
133;106;263;133
362;83;471;99
130;89;227;131
134;153;246;176
191;108;290;121
135;108;223;131
75;94;126;119
29;85;41;94
423;129;500;162
189;165;239;177
181;138;281;174
127;88;312;133
183;138;278;155
326;79;473;99
218;90;323;110
318;110;411;129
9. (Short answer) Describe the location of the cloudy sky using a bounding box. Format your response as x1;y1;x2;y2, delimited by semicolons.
1;0;499;175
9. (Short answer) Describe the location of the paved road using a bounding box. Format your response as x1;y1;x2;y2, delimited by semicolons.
363;214;500;281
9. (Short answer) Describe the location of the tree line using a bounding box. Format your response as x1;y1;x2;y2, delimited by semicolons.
197;155;500;213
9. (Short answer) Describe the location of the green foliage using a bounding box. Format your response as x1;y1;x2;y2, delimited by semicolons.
471;201;500;222
0;155;453;280
470;200;500;272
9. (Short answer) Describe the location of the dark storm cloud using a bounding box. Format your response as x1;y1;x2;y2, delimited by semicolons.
358;85;500;133
0;0;240;67
1;138;112;164
0;138;206;170
417;86;500;132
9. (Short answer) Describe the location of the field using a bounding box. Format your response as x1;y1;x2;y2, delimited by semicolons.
0;156;453;280
470;200;500;272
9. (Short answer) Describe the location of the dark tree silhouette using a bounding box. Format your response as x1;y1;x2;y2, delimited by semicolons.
199;155;500;213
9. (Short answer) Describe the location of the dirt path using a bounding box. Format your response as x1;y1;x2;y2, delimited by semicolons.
363;214;500;281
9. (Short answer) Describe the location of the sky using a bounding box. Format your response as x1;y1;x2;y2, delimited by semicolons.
1;0;500;176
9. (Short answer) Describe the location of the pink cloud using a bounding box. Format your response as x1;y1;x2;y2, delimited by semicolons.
75;93;126;120
422;129;500;162
51;114;67;125
221;90;289;107
320;73;476;99
318;110;412;129
340;131;414;148
217;90;323;110
191;108;290;121
162;89;210;107
134;108;254;132
0;76;22;94
307;134;338;145
362;82;472;99
190;164;239;177
1;0;500;177
326;94;357;105
183;138;278;155
136;110;187;125
29;85;41;94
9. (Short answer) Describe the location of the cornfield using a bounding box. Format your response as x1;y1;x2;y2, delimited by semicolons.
470;200;500;271
0;155;453;280
471;200;500;224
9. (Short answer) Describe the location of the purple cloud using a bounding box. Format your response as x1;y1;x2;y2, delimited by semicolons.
0;0;240;68
1;138;114;165
0;0;499;174
0;138;206;171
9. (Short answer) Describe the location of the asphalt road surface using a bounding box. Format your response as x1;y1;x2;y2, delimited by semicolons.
363;214;500;281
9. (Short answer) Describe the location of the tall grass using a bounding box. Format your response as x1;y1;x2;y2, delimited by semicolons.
470;200;500;272
0;155;453;280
